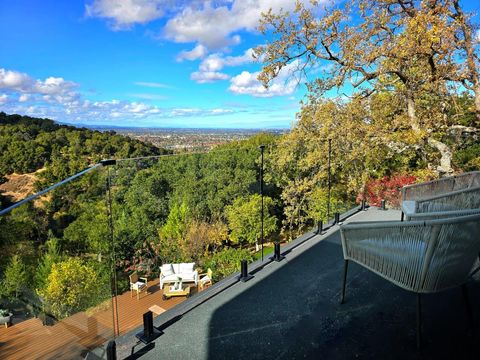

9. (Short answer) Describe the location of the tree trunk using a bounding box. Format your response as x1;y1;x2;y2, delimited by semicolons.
405;90;453;174
475;86;480;124
427;138;454;175
406;92;421;132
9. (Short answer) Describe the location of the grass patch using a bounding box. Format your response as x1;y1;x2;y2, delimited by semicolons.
252;245;274;261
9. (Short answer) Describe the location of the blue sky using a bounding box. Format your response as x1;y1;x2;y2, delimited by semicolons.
0;0;308;129
0;1;479;129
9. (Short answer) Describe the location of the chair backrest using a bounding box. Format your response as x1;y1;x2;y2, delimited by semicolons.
207;268;213;278
416;186;480;213
129;271;138;284
402;171;480;202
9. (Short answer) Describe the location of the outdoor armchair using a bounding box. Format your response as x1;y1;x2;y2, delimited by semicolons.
401;171;480;220
199;268;213;290
340;214;480;347
129;271;148;300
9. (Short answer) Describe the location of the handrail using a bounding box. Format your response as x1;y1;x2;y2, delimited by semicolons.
0;163;102;217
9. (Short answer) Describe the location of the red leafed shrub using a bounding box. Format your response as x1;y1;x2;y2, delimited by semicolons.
357;174;417;208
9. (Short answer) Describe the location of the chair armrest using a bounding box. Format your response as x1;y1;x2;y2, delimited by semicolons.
140;277;148;283
198;273;207;277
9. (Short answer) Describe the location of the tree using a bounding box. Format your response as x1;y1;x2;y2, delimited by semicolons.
203;248;254;282
1;255;28;300
37;258;104;318
256;0;479;173
226;195;277;246
35;236;63;292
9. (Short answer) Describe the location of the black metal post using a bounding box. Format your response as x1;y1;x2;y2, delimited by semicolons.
106;340;117;360
361;200;366;211
341;260;349;304
136;311;162;344
317;220;323;234
380;199;386;210
270;242;285;262
239;260;253;282
334;212;340;225
327;139;332;221
259;145;265;262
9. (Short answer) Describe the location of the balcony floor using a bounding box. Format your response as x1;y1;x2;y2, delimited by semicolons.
117;208;480;360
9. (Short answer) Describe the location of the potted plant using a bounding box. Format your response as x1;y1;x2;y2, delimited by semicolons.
0;309;13;328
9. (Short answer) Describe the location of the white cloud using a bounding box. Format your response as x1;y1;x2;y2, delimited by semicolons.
19;94;29;102
191;48;255;84
476;30;480;42
1;67;238;124
85;0;166;30
176;44;208;61
229;60;301;97
190;71;230;83
134;81;169;88
0;68;80;104
164;0;315;48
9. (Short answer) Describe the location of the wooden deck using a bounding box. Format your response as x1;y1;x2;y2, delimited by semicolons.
0;279;197;359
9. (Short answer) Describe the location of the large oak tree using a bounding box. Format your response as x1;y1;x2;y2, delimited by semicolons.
255;0;479;173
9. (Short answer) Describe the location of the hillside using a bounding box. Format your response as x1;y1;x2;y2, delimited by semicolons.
0;112;168;194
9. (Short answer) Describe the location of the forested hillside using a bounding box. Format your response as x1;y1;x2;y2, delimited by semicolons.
0;112;163;191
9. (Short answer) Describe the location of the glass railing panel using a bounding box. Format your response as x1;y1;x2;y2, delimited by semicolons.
0;164;114;359
107;144;276;328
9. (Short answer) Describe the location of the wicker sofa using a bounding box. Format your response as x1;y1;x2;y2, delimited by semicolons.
160;263;198;289
401;171;480;220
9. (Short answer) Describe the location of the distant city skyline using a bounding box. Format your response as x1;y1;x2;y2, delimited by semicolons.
0;0;315;129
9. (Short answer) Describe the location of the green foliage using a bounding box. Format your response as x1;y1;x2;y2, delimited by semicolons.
453;143;480;171
203;248;254;282
35;236;63;292
37;258;107;319
62;201;110;255
160;202;190;242
226;194;277;245
0;112;163;182
0;255;28;300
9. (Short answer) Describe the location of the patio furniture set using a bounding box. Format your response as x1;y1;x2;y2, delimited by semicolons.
340;171;480;348
129;264;213;301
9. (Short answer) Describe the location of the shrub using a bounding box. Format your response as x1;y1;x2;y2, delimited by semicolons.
203;248;254;282
37;258;107;319
358;174;417;208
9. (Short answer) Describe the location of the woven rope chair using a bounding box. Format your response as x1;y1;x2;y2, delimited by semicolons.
340;213;480;348
401;173;480;221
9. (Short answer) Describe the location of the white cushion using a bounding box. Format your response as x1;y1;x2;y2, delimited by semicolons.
180;262;195;273
200;275;211;284
172;264;181;274
161;264;174;277
132;281;146;290
163;273;195;282
401;200;417;215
